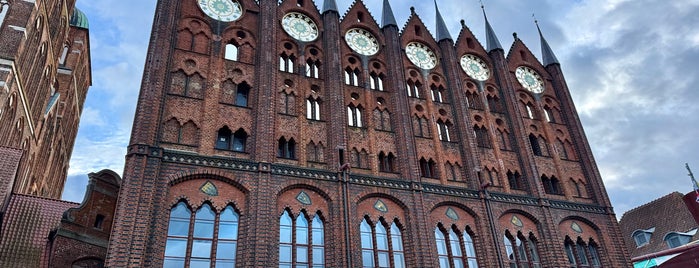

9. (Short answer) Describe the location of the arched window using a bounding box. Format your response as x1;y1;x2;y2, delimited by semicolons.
555;139;568;160
406;81;421;98
434;225;479;268
360;218;405;268
488;94;505;113
437;120;451;142
378;152;395;173
232;129;247;152
504;232;540;268
370;73;385;91
279;211;325;267
430;85;444;103
345;68;360;86
420;158;437;178
59;44;69;66
414;116;429;138
475;126;491;148
497;129;511;151
225;43;239;61
348;105;363;127
306;98;321;120
216;127;233;150
507;171;524;190
588;241;602;267
280;54;295;73
278;137;296;159
466;91;483;110
235;82;250;107
164;202;239;267
525;104;535;119
544;106;554;122
280;91;296;115
529;134;542;156
306;59;320;78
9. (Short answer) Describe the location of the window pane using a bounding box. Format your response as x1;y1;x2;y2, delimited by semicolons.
216;241;237;260
194;205;215;238
438;257;450;268
297;214;309;244
297;246;309;263
190;259;211;268
168;219;190;237
279;244;292;262
216;260;236;268
312;228;324;245
362;250;374;267
163;258;185;268
192;240;212;258
376;224;388;250
450;230;462;257
394;253;405;268
453;260;464;268
165;238;187;257
313;247;324;264
279;265;292;268
377;252;390;268
468;259;479;268
219;222;238;240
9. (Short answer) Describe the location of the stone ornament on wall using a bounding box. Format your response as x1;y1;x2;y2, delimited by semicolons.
446;207;459;221
374;199;388;213
199;180;219;196
511;215;524;228
296;191;312;205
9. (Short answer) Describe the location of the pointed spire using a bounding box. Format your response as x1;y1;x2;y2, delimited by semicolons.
321;0;338;14
535;19;560;66
381;0;397;28
434;0;452;41
482;5;502;52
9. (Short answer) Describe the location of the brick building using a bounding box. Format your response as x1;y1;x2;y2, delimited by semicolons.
106;0;631;267
0;0;99;267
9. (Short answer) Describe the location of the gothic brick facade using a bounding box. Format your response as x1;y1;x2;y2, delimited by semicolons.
106;0;631;267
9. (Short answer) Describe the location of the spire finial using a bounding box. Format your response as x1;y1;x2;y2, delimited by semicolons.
481;2;502;52
434;0;452;41
381;0;397;28
535;17;560;66
460;19;466;28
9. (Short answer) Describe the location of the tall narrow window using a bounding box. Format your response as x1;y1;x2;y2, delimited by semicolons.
375;109;391;131
235;82;250;107
466;91;483;110
280;92;296;115
437;120;451;142
507;171;523;190
165;202;239;267
348;105;363;127
278;137;296;159
420;158;437;178
544;107;553;122
306;60;320;78
529;134;542;156
565;240;577;266
361;218;405;268
306;98;321;120
370;73;385;91
475;126;491;148
406;81;421;98
232;128;248;152
526;104;535;119
378;152;395;173
280;54;295;73
345;68;360;86
588;243;601;267
430;85;444;103
59;45;69;66
216;127;233;150
225;43;239;61
464;231;478;268
279;211;324;268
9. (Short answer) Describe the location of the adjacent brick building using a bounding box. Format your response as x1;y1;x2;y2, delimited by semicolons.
106;0;631;267
0;0;98;267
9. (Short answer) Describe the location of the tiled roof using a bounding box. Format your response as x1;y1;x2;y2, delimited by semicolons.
619;192;699;258
0;147;23;214
0;194;79;267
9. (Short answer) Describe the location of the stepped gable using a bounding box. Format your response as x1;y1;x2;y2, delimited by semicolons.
400;6;436;42
340;0;381;31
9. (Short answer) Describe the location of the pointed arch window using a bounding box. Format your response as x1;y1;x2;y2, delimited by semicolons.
360;218;405;268
279;210;325;267
466;91;483;110
487;94;505;113
414;116;430;138
306;98;321;120
306;59;320;78
164;202;239;267
504;233;541;268
525;104;535;119
430;85;444;103
435;225;479;268
58;44;69;66
280;91;296;115
420;158;437;178
541;175;563;195
474;126;491;148
234;82;250;107
497;129;511;151
406;81;421;98
225;43;239;61
278;137;297;159
507;171;524;190
370;73;385;91
437;120;451;142
378;152;395;173
543;106;554;123
345;68;360;86
280;54;295;73
348;105;363;127
529;134;548;156
216;127;247;152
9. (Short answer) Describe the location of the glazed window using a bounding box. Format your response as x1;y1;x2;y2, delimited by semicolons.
360;218;405;268
279;210;325;268
435;225;479;268
306;98;321;120
348;105;363;127
225;43;239;61
278;137;297;159
164;202;239;267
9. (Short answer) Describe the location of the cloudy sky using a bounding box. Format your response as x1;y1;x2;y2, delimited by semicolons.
63;0;699;218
